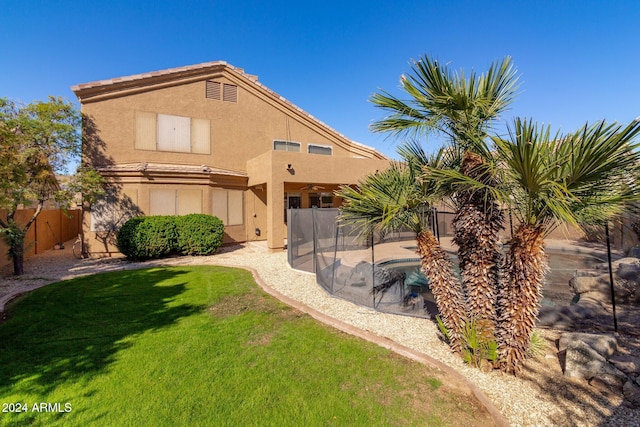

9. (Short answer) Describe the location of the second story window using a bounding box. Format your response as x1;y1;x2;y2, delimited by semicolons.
135;111;210;154
273;140;301;152
308;144;332;155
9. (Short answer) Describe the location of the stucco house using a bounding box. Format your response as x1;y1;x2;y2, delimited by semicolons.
72;61;389;254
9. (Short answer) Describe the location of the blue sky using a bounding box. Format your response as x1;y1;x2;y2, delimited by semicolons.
2;0;640;159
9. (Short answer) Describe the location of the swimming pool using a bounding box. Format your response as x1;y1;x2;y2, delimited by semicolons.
377;249;605;316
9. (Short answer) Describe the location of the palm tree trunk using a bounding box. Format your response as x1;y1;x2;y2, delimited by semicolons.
453;203;503;329
496;224;546;374
453;152;503;332
416;230;467;352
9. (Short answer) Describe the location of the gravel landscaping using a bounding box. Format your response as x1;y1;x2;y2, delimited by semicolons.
1;240;639;426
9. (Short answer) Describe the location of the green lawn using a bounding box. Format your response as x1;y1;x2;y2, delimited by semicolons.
0;266;493;426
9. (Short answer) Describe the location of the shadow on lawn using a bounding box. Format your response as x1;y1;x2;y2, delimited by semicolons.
0;267;202;396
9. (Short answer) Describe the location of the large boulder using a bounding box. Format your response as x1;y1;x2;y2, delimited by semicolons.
623;380;640;408
569;259;640;304
559;332;618;358
563;340;627;388
609;354;640;377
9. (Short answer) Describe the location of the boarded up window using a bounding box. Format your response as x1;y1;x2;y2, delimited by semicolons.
150;189;203;216
136;112;210;154
227;190;244;225
211;189;244;226
223;84;238;103
191;118;210;154
177;190;202;215
206;81;221;100
211;189;228;225
90;188;139;231
157;114;191;152
150;189;177;215
135;111;157;150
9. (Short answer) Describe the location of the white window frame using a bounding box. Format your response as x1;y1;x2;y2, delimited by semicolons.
273;140;301;152
307;144;332;155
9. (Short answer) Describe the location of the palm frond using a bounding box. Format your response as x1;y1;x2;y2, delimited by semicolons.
336;161;431;238
494;117;640;228
369;55;520;149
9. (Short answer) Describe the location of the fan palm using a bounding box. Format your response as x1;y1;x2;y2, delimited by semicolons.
492;118;640;373
337;145;467;351
370;55;519;329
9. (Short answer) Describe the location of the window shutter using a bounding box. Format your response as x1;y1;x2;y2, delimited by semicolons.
135;111;157;150
206;81;221;100
150;189;177;215
211;190;228;225
157;114;191;152
191;118;211;154
227;190;244;225
177;189;202;215
223;84;238;103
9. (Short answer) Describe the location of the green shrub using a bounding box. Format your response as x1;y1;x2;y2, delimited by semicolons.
116;216;178;260
176;214;225;255
115;217;145;259
137;216;178;259
117;214;224;260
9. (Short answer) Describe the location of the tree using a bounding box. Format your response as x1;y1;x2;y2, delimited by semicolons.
0;97;101;275
337;145;467;351
491;118;640;372
370;55;519;332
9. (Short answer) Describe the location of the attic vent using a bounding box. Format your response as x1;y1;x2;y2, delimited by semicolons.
223;84;238;103
206;81;221;100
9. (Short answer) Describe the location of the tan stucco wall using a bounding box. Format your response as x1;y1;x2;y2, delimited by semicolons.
247;151;390;248
81;76;374;171
77;65;388;252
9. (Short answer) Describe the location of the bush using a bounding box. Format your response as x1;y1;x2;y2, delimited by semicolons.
175;214;225;255
116;214;224;260
116;216;178;260
115;217;145;259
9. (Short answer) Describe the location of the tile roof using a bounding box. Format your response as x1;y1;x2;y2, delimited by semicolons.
71;61;237;92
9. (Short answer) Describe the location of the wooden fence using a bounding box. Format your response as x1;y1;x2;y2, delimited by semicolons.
0;208;81;270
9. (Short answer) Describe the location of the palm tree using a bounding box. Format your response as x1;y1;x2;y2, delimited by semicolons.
337;146;467;351
370;55;519;329
492;118;640;373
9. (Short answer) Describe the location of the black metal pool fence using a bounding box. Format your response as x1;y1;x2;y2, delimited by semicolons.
287;208;613;323
287;208;451;318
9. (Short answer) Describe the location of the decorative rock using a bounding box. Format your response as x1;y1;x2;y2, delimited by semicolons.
573;269;600;277
559;332;618;358
628;246;640;259
623;380;640;408
563;341;627;388
569;275;606;295
609;354;640;376
617;261;640;280
569;272;638;304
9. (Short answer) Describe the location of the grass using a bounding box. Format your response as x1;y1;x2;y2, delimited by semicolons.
0;266;493;426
